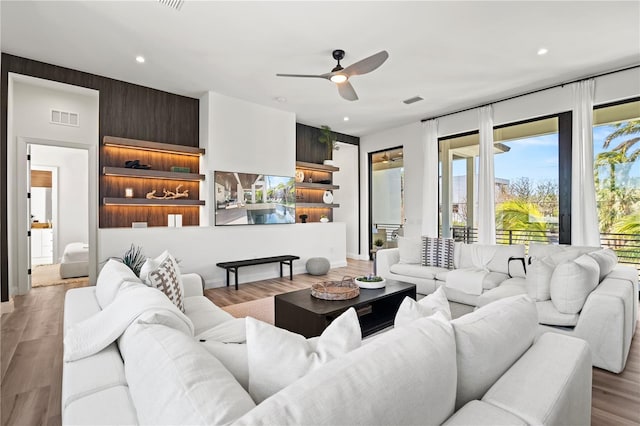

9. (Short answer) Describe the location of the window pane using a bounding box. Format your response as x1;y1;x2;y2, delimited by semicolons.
593;100;640;269
493;117;559;245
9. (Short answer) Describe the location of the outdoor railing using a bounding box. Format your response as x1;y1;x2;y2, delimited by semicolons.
450;226;640;273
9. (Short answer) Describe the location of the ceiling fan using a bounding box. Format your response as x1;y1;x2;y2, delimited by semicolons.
276;49;389;101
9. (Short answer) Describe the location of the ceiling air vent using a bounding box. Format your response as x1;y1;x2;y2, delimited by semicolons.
403;96;424;105
158;0;184;11
50;109;79;127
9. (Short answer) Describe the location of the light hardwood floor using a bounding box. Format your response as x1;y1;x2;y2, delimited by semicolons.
1;259;638;425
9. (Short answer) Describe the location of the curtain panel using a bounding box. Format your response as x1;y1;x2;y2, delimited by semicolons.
571;79;600;246
421;120;439;237
478;106;496;244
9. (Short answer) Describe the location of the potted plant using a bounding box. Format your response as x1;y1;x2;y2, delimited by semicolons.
374;238;385;249
355;274;386;289
318;125;339;166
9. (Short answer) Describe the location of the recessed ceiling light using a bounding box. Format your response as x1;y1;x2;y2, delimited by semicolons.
136;56;145;63
537;48;548;56
343;116;349;121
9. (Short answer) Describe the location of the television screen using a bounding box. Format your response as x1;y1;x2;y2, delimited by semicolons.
214;171;296;225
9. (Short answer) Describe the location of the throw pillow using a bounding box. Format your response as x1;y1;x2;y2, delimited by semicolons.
394;286;452;327
147;256;185;312
397;236;422;264
550;254;600;314
421;237;455;269
525;256;555;301
246;308;361;403
588;248;618;282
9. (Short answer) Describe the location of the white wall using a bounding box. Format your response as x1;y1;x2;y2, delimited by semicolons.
333;142;360;259
31;145;89;259
359;68;640;249
100;91;348;288
8;76;99;296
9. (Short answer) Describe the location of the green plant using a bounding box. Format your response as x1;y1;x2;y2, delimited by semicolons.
357;275;383;282
374;238;385;247
113;244;146;277
318;125;339;160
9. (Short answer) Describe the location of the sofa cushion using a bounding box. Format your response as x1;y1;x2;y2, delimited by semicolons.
233;315;457;426
62;343;127;410
482;333;592;426
455;244;525;275
395;286;451;327
443;400;527;425
397;236;422;264
185;295;235;336
475;279;527;308
246;308;361;403
588;248;618;282
201;341;249;391
63;287;101;333
550;254;600;314
483;271;510;290
536;301;579;326
121;322;255;425
451;295;537;409
422;237;455;268
528;243;599;260
95;259;141;309
390;263;447;280
63;385;138;426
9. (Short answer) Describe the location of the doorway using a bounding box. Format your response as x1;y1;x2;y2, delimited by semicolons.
29;144;90;288
369;146;405;257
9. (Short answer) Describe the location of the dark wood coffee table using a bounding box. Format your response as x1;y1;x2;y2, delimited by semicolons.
274;280;416;338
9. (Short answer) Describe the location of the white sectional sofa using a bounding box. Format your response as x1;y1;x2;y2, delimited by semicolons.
377;240;639;373
62;259;593;425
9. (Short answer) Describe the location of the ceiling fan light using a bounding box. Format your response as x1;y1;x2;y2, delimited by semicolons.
330;74;348;84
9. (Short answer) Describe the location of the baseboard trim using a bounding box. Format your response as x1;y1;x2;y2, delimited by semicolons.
1;299;15;314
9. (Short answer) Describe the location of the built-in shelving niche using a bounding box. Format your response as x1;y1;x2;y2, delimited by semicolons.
100;136;205;228
295;161;340;223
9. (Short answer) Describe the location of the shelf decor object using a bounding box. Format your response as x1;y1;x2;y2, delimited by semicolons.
295;161;340;223
101;136;205;228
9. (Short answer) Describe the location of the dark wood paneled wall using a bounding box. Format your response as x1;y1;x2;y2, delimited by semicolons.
296;123;359;163
1;53;199;301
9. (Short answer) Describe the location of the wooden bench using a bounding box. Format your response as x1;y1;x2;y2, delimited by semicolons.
216;255;300;290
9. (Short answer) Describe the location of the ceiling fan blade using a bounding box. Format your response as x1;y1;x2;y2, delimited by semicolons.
343;50;389;77
276;73;328;79
337;81;358;101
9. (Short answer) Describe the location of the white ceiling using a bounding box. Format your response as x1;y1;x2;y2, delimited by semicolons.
2;1;639;136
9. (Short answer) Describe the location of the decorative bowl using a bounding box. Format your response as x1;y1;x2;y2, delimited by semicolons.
355;276;386;289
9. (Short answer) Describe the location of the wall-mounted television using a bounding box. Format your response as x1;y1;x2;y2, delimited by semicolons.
214;171;296;225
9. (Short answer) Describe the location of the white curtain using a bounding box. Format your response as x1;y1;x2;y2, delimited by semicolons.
571;79;600;246
421;119;439;237
478;105;496;245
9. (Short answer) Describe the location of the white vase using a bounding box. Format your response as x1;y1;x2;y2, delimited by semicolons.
322;190;334;204
323;160;336;166
320;217;329;223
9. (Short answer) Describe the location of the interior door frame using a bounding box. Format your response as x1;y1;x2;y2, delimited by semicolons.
368;145;404;260
15;137;98;294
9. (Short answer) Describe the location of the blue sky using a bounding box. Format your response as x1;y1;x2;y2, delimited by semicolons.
452;123;639;186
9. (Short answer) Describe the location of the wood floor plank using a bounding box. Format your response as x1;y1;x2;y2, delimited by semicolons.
0;260;638;426
1;386;50;426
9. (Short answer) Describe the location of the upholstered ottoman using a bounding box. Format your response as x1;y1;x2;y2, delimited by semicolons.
306;257;330;275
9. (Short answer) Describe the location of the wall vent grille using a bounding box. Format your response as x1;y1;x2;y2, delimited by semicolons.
158;0;184;11
50;109;79;127
403;96;424;105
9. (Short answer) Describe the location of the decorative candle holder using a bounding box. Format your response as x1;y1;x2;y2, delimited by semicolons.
125;188;134;198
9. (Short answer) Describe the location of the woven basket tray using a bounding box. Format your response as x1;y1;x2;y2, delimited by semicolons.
311;276;360;301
